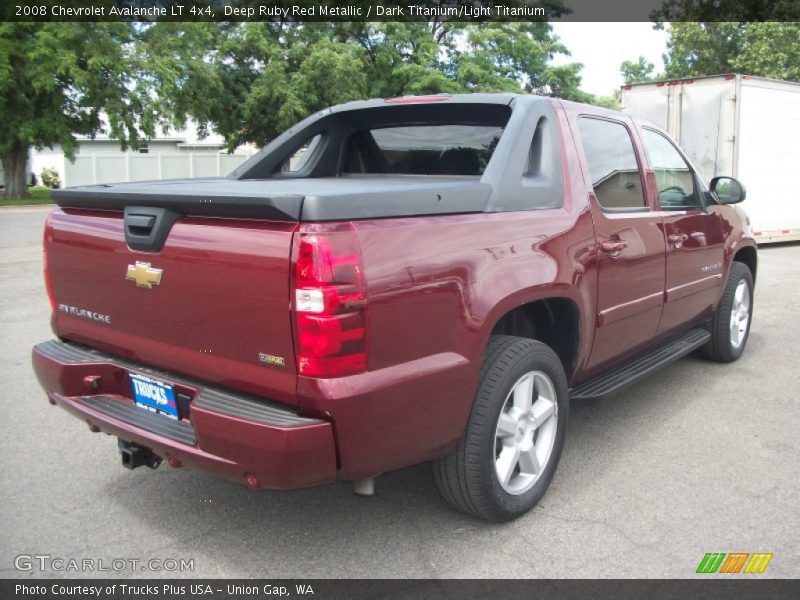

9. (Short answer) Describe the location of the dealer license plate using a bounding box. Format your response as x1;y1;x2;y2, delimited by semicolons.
130;372;179;420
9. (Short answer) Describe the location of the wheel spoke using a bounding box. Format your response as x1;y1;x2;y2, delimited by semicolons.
518;448;541;475
533;373;553;403
531;397;555;429
496;412;518;438
512;373;534;412
495;446;520;485
734;283;744;305
730;318;740;345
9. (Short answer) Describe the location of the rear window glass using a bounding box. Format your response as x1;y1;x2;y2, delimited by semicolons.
344;125;503;176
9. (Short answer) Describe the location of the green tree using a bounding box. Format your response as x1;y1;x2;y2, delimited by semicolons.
2;19;602;196
328;21;462;103
455;22;592;102
731;22;800;81
662;22;800;82
0;23;147;200
662;22;744;79
652;0;800;22
621;56;657;84
154;20;593;150
139;23;372;151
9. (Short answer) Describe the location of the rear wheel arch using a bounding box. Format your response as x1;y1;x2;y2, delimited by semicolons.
488;296;581;380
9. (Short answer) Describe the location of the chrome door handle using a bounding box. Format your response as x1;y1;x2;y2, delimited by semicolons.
668;233;688;248
600;240;628;257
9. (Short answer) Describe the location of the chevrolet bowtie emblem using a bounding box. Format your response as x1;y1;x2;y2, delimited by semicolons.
126;261;163;288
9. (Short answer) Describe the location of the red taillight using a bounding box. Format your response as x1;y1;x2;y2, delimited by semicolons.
292;223;367;378
43;213;56;312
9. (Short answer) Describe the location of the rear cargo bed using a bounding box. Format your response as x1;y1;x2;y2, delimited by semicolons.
46;207;300;405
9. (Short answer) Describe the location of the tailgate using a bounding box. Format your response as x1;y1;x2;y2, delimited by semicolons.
46;208;299;406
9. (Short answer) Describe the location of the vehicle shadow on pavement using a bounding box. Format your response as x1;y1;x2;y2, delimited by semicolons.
98;452;492;576
93;342;769;577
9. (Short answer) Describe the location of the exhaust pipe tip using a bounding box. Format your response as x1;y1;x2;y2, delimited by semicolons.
353;477;375;497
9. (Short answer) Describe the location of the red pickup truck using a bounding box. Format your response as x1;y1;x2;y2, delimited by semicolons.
33;94;756;521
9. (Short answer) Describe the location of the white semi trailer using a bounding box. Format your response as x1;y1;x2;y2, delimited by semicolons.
621;74;800;244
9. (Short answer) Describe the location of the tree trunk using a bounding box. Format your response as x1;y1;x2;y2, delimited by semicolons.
1;142;31;200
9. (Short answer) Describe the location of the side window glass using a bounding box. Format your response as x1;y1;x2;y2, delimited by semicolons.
642;129;699;209
577;117;646;210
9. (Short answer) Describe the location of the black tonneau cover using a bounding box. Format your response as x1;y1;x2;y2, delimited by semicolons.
52;176;493;221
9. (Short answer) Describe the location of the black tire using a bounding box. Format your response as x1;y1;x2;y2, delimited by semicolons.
433;335;569;521
701;262;754;362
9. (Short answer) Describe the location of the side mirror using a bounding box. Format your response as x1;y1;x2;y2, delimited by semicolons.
710;176;746;204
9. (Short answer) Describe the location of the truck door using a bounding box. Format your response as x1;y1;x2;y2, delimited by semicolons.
574;116;667;371
639;127;726;334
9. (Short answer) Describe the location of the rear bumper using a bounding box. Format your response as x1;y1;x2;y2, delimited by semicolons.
32;340;337;490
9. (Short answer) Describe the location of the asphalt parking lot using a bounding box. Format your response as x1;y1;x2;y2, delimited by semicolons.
1;205;798;579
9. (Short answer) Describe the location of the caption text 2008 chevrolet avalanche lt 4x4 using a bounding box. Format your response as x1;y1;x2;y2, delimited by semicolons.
33;94;756;521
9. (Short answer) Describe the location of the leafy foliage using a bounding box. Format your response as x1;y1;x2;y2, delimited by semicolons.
0;23;149;159
2;17;610;197
651;0;800;22
621;22;800;89
621;56;657;85
456;23;587;98
663;22;800;82
151;21;595;150
40;167;60;189
0;23;152;198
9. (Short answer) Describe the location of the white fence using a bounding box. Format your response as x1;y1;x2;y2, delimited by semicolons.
63;152;253;187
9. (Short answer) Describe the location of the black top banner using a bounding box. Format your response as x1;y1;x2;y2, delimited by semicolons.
4;0;800;22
